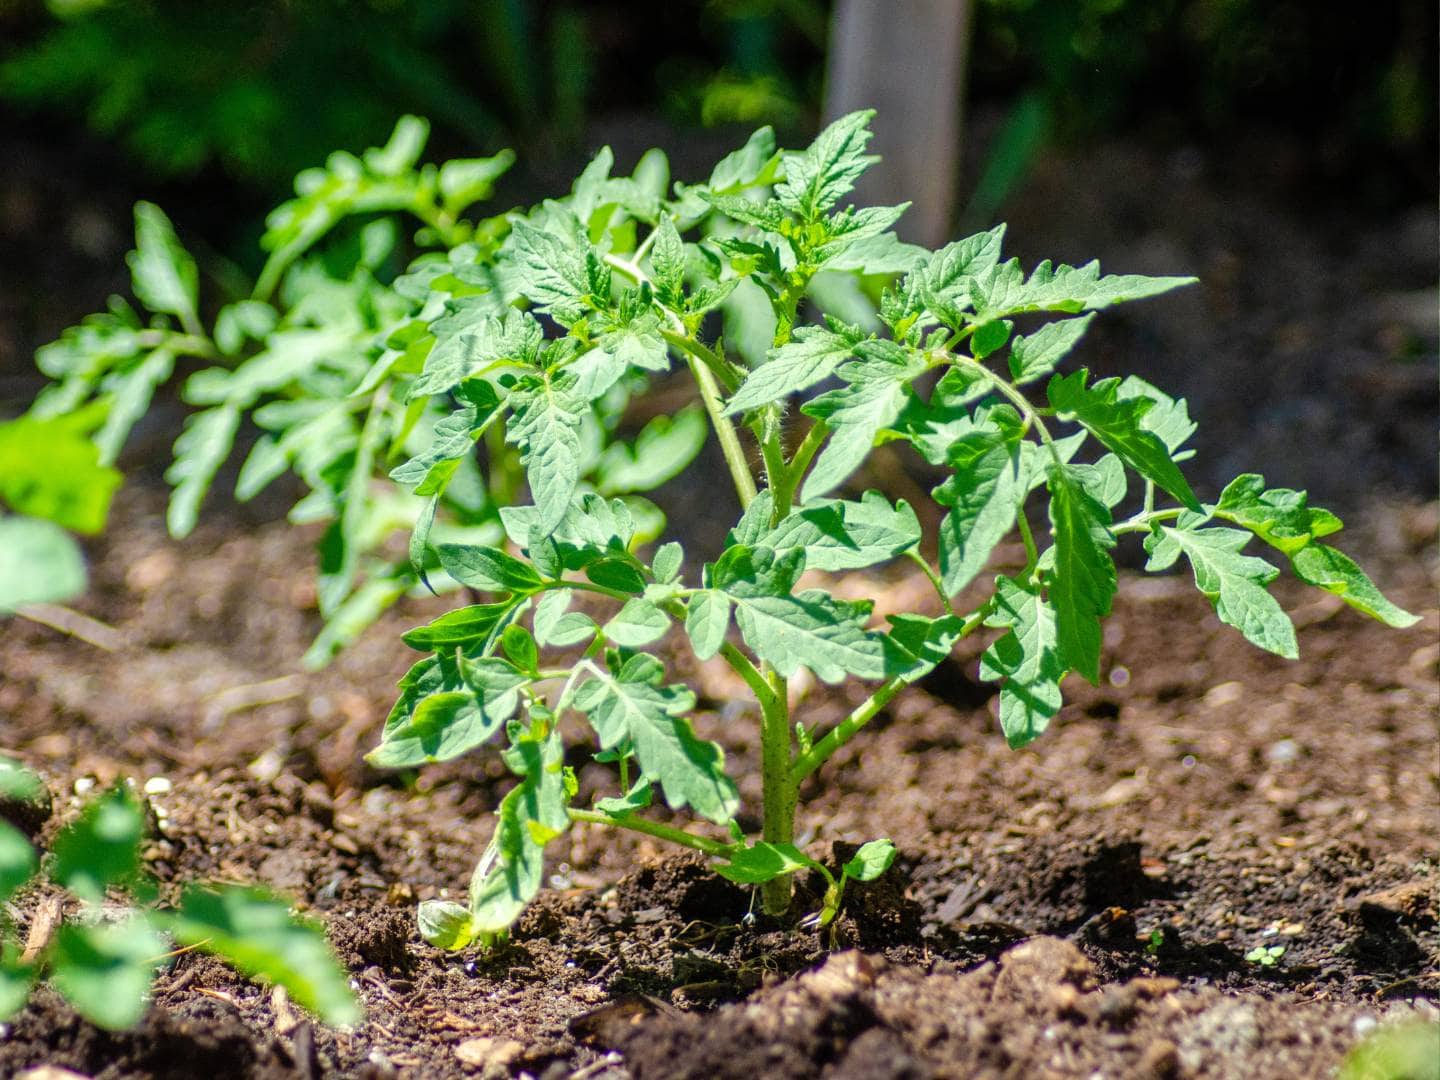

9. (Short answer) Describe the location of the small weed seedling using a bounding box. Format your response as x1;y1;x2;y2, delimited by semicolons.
25;112;1417;946
0;759;358;1029
1245;945;1287;968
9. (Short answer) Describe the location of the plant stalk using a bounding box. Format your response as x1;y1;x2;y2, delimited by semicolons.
758;671;796;914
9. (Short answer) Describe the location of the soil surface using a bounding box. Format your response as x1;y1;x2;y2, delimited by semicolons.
1;119;1438;1079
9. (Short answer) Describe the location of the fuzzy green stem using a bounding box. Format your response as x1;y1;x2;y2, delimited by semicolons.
759;672;796;914
566;807;733;857
686;353;757;508
904;549;955;616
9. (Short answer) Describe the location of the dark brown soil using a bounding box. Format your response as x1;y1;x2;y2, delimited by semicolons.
1;120;1437;1080
0;477;1435;1079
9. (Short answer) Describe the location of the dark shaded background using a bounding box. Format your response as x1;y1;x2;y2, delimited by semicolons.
1;0;1435;516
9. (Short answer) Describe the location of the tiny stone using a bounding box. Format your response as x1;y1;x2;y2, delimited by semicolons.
1352;1015;1377;1037
73;777;95;796
454;1036;524;1071
144;776;173;796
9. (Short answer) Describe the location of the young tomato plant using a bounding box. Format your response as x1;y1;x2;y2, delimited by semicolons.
0;759;358;1029
366;111;1416;943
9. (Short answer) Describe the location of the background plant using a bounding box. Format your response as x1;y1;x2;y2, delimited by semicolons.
21;116;711;666
0;758;358;1029
358;112;1417;943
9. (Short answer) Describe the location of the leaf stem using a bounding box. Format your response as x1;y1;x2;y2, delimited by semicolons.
566;807;733;857
790;605;990;783
904;549;955;616
684;352;758;509
719;642;775;706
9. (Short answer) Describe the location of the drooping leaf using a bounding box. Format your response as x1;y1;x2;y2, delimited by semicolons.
1289;544;1418;628
684;590;732;662
715;842;822;884
1045;463;1117;683
979;576;1067;748
400;601;518;651
573;655;738;824
417;899;475;951
95;348;176;465
507;373;587;533
881;613;969;682
1048;369;1200;510
1145;526;1297;659
170;886;361;1026
468;726;572;934
437;544;544;594
933;424;1022;596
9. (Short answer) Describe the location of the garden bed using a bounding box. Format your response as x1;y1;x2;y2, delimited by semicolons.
0;486;1434;1079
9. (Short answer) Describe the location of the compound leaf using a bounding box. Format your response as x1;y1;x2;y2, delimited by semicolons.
774;110;876;221
725;325;859;415
573;655;738;824
933;424;1022;596
1145;525;1297;659
979;577;1066;748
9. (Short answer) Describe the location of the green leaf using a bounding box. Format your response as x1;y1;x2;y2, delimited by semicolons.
775;110;877;221
438;544;543;594
532;590;598;648
165;405;240;538
400;601;517;651
652;542;683;584
714;546;886;682
410;308;543;400
970;258;1197;322
684;591;732;661
979;577;1066;748
417;900;476;951
0;821;36;903
800;339;928;500
505;216;591;319
1046;464;1117;683
593;777;653;817
910;225;1007;316
881;613;968;682
508;373;587;533
1048;369;1200;510
171;886;361;1026
95;348;176;465
0;954;35;1022
390;388;502;495
759;491;922;572
573;655;738;824
50;916;164;1030
595;406;709;495
1145;526;1297;659
933;424;1022;596
1289;544;1419;628
842;839;896;882
51;784;146;902
715;842;822;885
126;202;198;326
0;416;122;535
603;598;670;647
1214;474;1344;556
0;517;87;613
649;217;686;305
367;655;527;768
707;125;780;193
363;114;429;176
1008;314;1094;385
501;625;540;672
725;325;859;415
468;726;571;934
1117;376;1197;456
